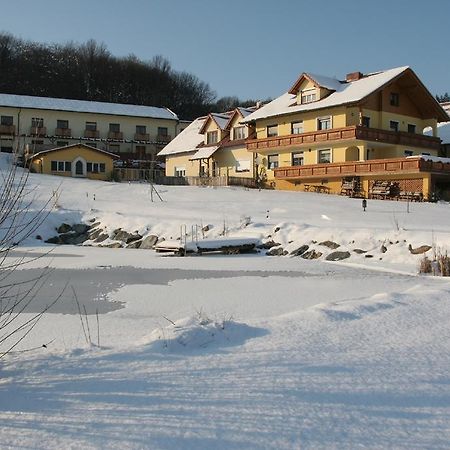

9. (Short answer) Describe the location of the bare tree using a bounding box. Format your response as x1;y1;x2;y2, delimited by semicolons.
0;152;58;358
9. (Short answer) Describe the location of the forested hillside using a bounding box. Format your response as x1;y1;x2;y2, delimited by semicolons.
0;33;258;119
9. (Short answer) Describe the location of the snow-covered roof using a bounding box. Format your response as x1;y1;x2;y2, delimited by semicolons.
237;107;255;118
158;117;205;156
30;143;120;159
0;93;178;120
304;72;343;91
210;113;230;130
242;66;410;123
189;146;219;160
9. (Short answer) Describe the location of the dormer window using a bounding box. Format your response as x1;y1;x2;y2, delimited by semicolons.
233;126;246;140
206;130;218;145
301;89;316;104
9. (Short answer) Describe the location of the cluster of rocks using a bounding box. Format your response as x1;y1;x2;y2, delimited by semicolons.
45;220;160;250
263;237;432;262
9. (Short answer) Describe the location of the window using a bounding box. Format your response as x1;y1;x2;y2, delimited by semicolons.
389;120;399;132
267;125;278;137
109;123;120;132
317;117;331;130
174;166;186;177
87;162;100;173
0;146;13;153
291;121;304;134
31;117;44;128
292;151;304;166
136;125;146;134
301;89;316;104
268;154;279;169
1;116;13;126
57;119;69;129
361;116;370;127
318;149;331;164
236;160;251;172
390;92;399;106
51;161;71;172
86;121;97;131
233;126;246;140
407;124;416;134
206;130;218;144
99;163;105;173
88;143;97;148
56;141;68;147
109;144;120;153
404;150;413;156
157;127;168;136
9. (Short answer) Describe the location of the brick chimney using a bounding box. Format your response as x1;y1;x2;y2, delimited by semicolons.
346;71;363;82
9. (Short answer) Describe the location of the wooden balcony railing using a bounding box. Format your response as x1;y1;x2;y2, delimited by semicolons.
155;134;171;143
0;124;15;135
55;128;72;137
30;127;47;137
247;126;441;151
274;157;450;180
108;131;123;140
84;129;100;138
134;133;150;141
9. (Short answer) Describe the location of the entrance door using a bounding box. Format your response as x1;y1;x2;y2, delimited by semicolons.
75;160;83;175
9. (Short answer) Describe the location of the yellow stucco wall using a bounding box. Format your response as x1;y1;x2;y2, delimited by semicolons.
164;152;199;177
214;146;254;178
30;145;115;180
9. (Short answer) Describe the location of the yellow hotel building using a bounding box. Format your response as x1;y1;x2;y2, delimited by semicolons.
160;66;450;200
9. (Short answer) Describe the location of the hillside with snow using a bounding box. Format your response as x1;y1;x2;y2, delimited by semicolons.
1;154;450;449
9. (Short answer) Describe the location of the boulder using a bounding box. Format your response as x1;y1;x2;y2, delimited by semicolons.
45;236;61;244
94;233;109;243
258;240;281;250
365;254;374;258
408;244;432;255
139;235;159;249
301;250;322;260
127;240;142;249
88;228;103;240
113;230;141;243
57;223;72;234
73;224;90;234
380;245;388;253
353;249;367;254
325;251;351;261
290;245;309;256
266;246;285;256
319;240;340;249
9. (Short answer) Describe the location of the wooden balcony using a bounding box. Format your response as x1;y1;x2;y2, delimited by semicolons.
155;134;171;143
247;126;441;152
30;127;47;137
55;128;72;137
274;156;450;180
134;133;150;141
108;131;123;140
84;129;100;138
0;124;15;135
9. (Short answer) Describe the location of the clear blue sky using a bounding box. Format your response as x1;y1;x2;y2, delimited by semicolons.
1;0;449;101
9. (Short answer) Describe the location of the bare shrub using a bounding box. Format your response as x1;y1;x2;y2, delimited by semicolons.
418;255;432;274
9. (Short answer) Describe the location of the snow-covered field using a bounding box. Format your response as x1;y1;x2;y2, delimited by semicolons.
1;155;450;449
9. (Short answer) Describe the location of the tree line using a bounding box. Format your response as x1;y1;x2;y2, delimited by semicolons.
0;33;260;119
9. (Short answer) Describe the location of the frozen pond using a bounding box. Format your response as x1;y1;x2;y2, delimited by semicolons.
4;262;426;315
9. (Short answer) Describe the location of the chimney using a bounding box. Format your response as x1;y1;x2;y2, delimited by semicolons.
255;101;262;109
346;71;363;82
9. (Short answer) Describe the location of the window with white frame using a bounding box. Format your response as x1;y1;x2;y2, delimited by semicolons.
267;125;278;137
236;160;251;172
50;160;71;172
318;149;331;164
87;162;106;173
233;126;246;140
174;166;186;177
301;89;316;104
31;117;44;128
291;121;304;134
86;121;97;131
206;130;218;144
317;116;331;130
1;116;13;126
268;154;279;169
292;151;304;166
